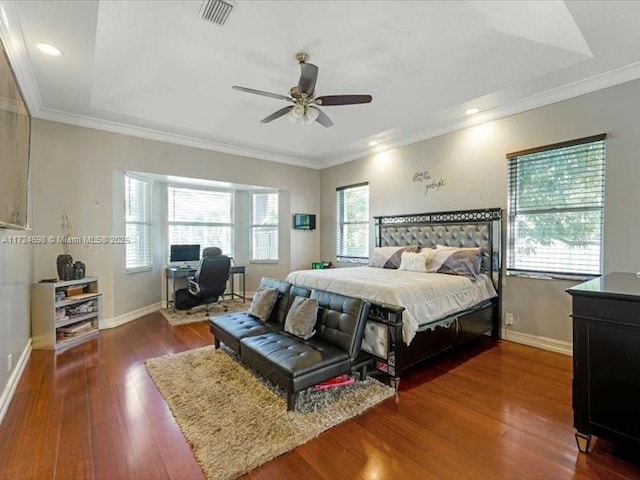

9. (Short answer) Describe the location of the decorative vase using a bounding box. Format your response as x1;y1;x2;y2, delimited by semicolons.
56;254;73;280
62;263;74;281
73;261;86;279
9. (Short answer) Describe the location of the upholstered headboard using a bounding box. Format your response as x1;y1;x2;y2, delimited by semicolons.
374;208;503;291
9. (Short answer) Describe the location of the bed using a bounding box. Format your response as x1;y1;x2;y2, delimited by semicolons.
286;207;503;388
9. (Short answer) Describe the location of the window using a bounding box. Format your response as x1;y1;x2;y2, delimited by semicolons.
167;186;233;257
125;174;152;272
336;183;369;261
507;134;605;278
251;192;279;261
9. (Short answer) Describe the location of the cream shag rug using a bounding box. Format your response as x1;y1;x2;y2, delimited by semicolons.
159;299;248;325
146;346;394;480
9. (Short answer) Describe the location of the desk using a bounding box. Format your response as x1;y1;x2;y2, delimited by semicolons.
165;265;246;312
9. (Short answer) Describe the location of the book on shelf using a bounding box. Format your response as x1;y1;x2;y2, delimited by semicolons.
66;301;95;316
57;321;93;335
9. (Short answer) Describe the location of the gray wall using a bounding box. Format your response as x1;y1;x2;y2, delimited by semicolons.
0;239;31;418
320;78;640;345
29;119;320;321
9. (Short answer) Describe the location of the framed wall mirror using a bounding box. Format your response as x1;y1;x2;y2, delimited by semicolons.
0;38;31;230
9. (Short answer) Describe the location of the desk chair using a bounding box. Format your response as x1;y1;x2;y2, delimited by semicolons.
175;247;231;315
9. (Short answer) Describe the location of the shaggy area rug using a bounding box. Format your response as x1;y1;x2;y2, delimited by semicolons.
159;298;248;325
146;346;394;480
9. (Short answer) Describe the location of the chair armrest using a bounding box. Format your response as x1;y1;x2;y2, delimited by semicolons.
188;278;200;295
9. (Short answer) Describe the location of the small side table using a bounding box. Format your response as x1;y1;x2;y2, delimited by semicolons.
227;266;246;302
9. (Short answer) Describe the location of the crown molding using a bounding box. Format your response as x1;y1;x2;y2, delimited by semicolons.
0;1;44;116
3;0;640;172
319;60;640;169
35;107;322;169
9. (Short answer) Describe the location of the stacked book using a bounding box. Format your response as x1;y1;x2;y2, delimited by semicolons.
67;301;94;316
57;321;94;339
55;307;68;324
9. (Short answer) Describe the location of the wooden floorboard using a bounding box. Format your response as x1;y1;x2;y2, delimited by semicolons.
1;312;639;479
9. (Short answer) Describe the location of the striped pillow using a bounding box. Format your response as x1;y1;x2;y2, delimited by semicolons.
427;247;482;279
369;246;420;269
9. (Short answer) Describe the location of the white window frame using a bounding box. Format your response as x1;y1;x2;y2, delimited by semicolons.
250;191;279;263
167;184;234;259
336;182;370;262
507;134;606;279
124;173;153;273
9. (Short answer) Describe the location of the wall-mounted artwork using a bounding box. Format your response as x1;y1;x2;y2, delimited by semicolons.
412;169;447;195
0;39;30;230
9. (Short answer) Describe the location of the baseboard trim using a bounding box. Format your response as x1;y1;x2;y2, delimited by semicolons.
502;329;572;356
101;302;162;329
0;339;32;426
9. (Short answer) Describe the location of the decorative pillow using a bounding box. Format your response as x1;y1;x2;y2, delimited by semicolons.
398;251;434;272
248;287;279;322
427;247;482;279
369;245;420;269
284;296;319;340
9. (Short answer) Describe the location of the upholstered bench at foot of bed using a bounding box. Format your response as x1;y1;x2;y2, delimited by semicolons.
240;333;352;410
209;276;299;353
210;312;273;354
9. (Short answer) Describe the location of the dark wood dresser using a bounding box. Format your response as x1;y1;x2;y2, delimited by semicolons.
567;272;640;453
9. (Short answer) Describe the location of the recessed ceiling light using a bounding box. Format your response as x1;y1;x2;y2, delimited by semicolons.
369;141;379;146
36;43;62;56
465;107;480;116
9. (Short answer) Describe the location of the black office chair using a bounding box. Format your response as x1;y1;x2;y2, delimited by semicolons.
175;247;231;315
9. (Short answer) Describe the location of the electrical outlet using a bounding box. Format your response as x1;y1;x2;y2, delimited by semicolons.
6;354;12;372
505;313;514;326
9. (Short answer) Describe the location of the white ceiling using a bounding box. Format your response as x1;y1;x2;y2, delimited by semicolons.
2;0;640;169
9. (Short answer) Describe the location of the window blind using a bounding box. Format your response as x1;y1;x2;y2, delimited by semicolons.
125;175;153;271
251;192;279;261
167;186;233;257
336;183;369;261
507;134;605;277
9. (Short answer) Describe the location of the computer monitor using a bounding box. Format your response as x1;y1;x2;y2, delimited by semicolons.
169;244;201;263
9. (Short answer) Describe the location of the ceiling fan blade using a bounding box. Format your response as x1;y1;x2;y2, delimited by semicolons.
232;85;292;102
260;106;293;123
298;63;319;95
315;108;333;128
315;94;372;106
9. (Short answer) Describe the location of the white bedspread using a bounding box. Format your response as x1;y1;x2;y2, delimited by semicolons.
285;267;497;345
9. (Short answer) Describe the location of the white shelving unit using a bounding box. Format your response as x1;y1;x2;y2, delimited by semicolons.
31;277;102;353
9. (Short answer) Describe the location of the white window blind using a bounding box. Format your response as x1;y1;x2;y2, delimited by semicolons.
336;183;369;261
251;192;279;261
507;134;606;278
125;174;152;271
167;186;233;257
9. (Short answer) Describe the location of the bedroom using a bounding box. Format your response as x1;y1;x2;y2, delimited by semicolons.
1;1;640;478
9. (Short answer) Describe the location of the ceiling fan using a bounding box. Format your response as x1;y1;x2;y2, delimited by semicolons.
232;52;372;127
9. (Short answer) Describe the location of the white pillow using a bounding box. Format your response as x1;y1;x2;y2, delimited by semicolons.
398;251;433;272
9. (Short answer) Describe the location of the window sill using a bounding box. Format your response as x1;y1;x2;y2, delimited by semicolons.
506;271;598;282
126;266;153;274
249;260;279;265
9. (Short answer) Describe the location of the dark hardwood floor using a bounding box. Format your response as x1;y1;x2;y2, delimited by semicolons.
1;312;639;479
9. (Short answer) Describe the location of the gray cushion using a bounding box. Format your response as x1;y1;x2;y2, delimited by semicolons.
284;297;318;340
248;287;278;322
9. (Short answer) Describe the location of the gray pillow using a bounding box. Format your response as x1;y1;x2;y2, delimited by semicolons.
284;297;319;340
369;245;420;269
427;247;482;279
248;287;279;322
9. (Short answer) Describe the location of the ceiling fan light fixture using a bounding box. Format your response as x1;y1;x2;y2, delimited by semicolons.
292;104;305;119
306;106;320;122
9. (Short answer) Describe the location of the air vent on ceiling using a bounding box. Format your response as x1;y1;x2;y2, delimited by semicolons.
199;0;235;26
